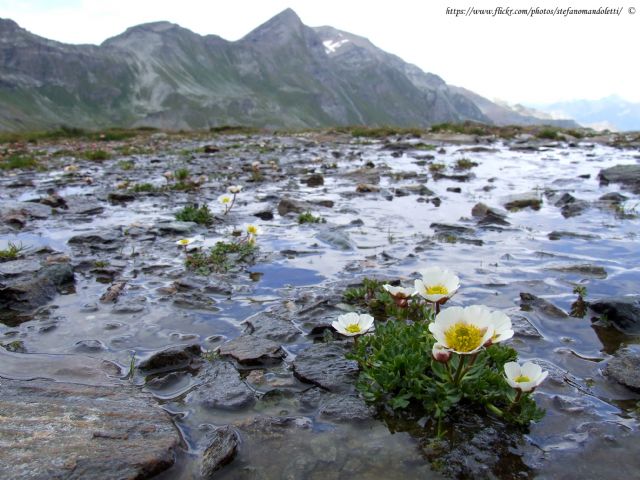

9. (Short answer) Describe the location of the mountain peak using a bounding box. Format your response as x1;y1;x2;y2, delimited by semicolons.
241;8;305;43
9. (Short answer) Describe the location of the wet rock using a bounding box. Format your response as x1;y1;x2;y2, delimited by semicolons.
304;173;324;187
155;221;196;234
432;172;474;182
552;193;590;217
598;192;628;204
235;415;313;437
1;340;27;353
200;426;240;478
430;222;475;235
108;191;136;203
315;228;354;250
293;342;358;393
355;183;380;193
64;196;104;215
548;231;599;241
243;311;300;342
520;292;568;319
188;361;255;410
218;335;284;365
253;209;274;220
0;378;180;480
74;339;107;353
111;296;147;314
0;263;74;324
0;259;42;276
598;164;640;193
138;344;203;373
511;314;543;338
471;202;510;226
546;264;607;278
172;291;218;310
68;230;124;251
590;296;640;334
604;349;640;391
277;197;311;216
502;192;542;211
0;201;52;221
318;394;375;422
446;187;461;193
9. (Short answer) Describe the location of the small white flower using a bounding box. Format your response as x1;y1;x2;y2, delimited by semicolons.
488;311;514;345
428;305;494;355
432;342;451;363
382;284;415;298
504;361;548;392
332;312;375;337
228;185;242;194
414;266;460;303
218;194;232;205
245;223;262;236
175;238;196;246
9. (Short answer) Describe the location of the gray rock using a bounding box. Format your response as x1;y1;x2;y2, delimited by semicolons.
520;292;568;319
68;230;124;251
0;378;180;480
604;349;640;391
598;192;628;204
430;223;475;235
598;164;640;193
293;342;359;393
318;394;375;422
244;311;300;342
355;183;380;193
502;192;542;211
590;296;640;334
0;263;74;324
111;296;147;314
304;173;324;187
155;221;196;234
315;228;354;250
200;426;240;478
277;197;311;216
546;264;607;278
188;361;255;410
511;314;543;338
0;259;41;276
64;196;104;215
138;344;203;373
218;335;284;365
74;339;107;353
235;415;313;438
548;231;599;241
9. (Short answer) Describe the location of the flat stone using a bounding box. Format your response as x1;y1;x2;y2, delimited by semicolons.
304;173;324;187
598;164;640;193
548;231;599;241
511;314;543;338
277;197;311;216
155;221;196;234
315;229;354;251
546;264;607;278
318;394;375;422
0;259;41;276
200;426;240;478
590;296;640;335
520;292;568;319
138;344;203;373
188;361;255;410
502;192;542;211
64;196;104;215
604;349;640;391
68;231;124;251
218;335;284;365
430;223;475;235
243;311;300;342
293;342;358;393
0;378;180;480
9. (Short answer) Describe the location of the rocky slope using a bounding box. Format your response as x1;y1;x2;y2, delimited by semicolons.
0;9;574;131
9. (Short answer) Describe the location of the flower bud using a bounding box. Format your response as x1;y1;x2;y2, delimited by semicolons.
432;343;451;363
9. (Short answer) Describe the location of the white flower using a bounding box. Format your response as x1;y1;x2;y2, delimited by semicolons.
504;361;548;392
432;342;451;363
176;238;196;246
245;223;262;236
332;312;375;337
382;284;415;298
228;185;242;194
428;305;494;355
414;267;460;303
488;310;514;345
218;194;232;205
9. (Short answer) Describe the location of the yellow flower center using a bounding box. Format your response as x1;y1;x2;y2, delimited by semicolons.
515;375;531;383
247;225;258;235
178;239;189;245
443;322;486;353
220;196;231;204
345;323;362;334
426;285;449;296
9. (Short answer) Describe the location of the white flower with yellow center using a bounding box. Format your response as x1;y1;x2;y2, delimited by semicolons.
245;223;262;236
218;195;232;205
332;312;375;337
175;238;195;246
414;267;460;303
504;361;548;392
428;305;494;355
382;284;415;298
228;185;242;194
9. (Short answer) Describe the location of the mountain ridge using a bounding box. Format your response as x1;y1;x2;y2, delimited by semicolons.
0;9;573;131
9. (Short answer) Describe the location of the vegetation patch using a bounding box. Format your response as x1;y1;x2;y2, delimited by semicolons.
83;149;111;161
454;158;479;170
0;153;39;170
297;211;325;224
185;240;257;274
0;242;26;262
175;204;214;225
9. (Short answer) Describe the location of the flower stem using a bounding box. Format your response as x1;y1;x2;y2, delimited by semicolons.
486;402;504;417
453;355;467;385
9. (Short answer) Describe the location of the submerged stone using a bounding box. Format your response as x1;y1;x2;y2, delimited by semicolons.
293;342;358;393
590;296;640;335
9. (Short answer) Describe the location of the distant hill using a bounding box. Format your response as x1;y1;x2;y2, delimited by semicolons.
533;95;640;131
0;9;576;131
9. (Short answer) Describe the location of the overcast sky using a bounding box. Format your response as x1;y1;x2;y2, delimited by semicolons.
1;0;638;104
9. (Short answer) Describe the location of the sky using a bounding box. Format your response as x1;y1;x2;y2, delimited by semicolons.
1;0;638;105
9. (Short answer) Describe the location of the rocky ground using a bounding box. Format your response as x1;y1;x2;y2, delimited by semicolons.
1;126;640;478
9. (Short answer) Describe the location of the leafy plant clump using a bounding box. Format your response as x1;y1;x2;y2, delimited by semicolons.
344;277;545;430
175;204;214;226
454;158;479;170
185;240;257;274
536;128;561;140
297;211;325;224
0;241;26;261
83;149;111;161
130;183;157;193
0;153;39;170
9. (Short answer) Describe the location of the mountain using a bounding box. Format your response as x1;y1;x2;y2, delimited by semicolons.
534;96;640;131
450;86;579;128
0;9;568;131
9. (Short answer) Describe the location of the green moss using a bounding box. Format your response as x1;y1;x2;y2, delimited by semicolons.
185;240;256;274
0;242;26;261
175;204;213;225
83;149;111;161
298;211;325;224
454;158;478;170
0;153;39;170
